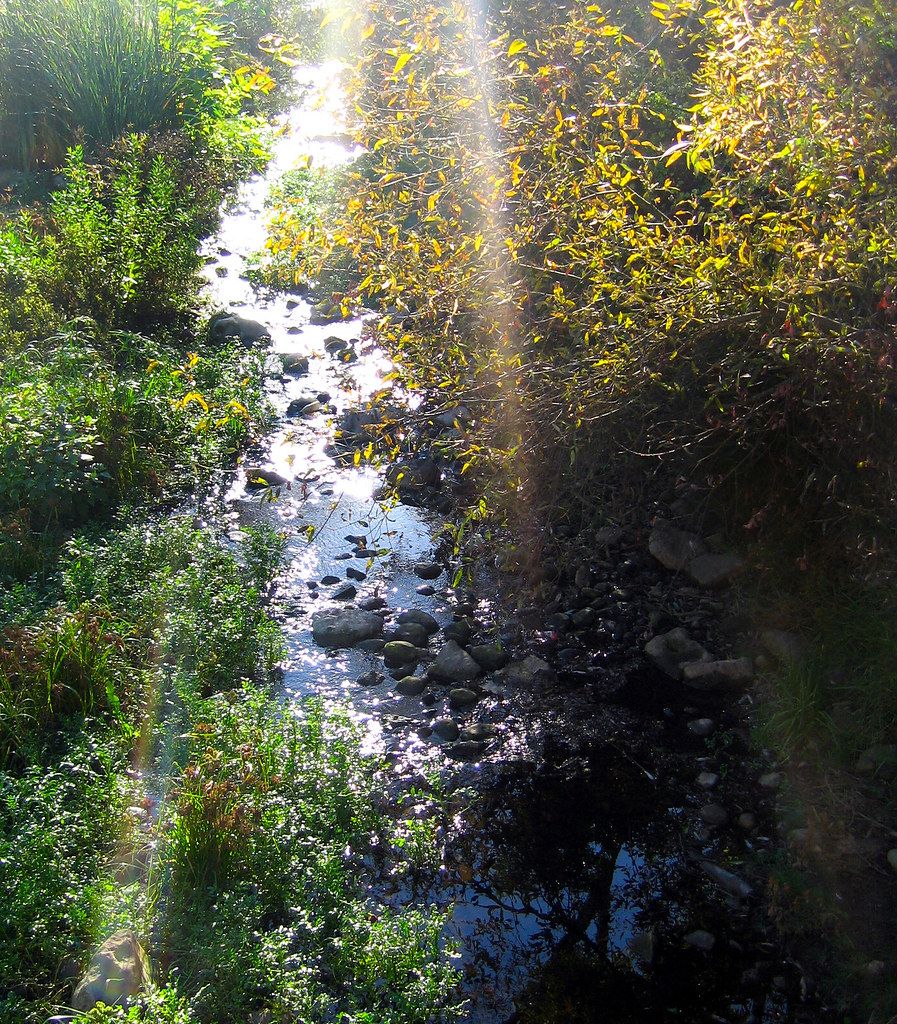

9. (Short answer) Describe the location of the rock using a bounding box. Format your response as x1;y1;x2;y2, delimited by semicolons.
356;638;385;653
760;629;807;664
696;771;719;789
391;622;431;647
72;931;149;1011
357;670;384;687
346;567;367;582
414;561;443;580
684;930;716;952
682;657;754;690
397;609;439;634
320;575;341;585
461;722;497;741
430;641;482;683
687;552;744;588
416;584;436;596
287;396;321;416
649;524;707;571
445;739;486;761
687;718;715;737
387;457;442;492
332;584;357;601
644;628;711;679
312;609;384;648
210;312;270;346
434;405;472;428
357;596;387;611
700;803;729;827
244;465;290;489
595;526;625;547
442;619;472;645
396;676;427;696
324;335;349;354
759;771;783;790
737;812;757;830
501;655;556;690
887;849;897;875
699;861;753;899
449;687;479;708
432;718;460;741
468;643;509;671
383;641;421;669
279;353;309;374
628;928;656;965
338;406;381;439
571;607;596;629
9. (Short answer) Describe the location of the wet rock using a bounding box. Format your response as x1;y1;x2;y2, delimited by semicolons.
346;567;367;582
687;718;716;737
700;803;729;827
430;641;482;683
445;739;486;760
449;687;480;709
432;718;460;741
414;561;443;580
357;669;384;687
737;812;757;830
396;676;427;696
397;609;439;634
383;641;422;669
759;771;783;790
387;456;442;492
338;407;381;439
391;622;431;647
461;722;497;741
699;860;753;899
570;607;596;629
682;657;753;691
332;584;357;601
312;608;383;648
324;335;350;354
244;465;290;489
287;395;321;416
684;930;716;952
595;525;625;547
72;931;149;1011
443;619;472;645
210;312;270;346
468;643;508;671
279;353;309;375
760;628;807;664
644;628;711;679
501;655;556;690
320;575;341;585
696;771;719;789
688;552;743;588
649;524;707;571
416;584;436;596
357;596;387;611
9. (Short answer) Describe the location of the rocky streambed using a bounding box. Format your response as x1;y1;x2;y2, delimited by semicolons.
193;63;828;1024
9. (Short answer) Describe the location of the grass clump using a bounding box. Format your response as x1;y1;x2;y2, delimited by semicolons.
160;689;461;1023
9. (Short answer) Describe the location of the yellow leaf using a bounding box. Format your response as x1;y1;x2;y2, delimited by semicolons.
393;52;412;74
508;39;527;56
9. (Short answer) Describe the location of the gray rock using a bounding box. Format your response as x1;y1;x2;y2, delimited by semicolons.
416;584;436;596
759;771;783;790
357;596;387;611
324;335;349;354
696;771;719;789
501;655;556;690
699;860;753;899
388;457;442;492
468;643;509;671
287;396;321;416
461;722;497;741
357;670;384;687
346;567;367;582
356;638;385;653
312;608;383;648
443;619;472;644
430;641;482;683
72;931;149;1011
449;687;479;708
396;676;427;696
887;849;897;875
279;353;309;374
687;552;743;588
244;465;290;489
682;657;754;690
700;803;729;827
445;739;486;760
687;718;716;737
595;525;625;547
644;628;712;679
684;929;716;951
332;584;357;601
737;812;757;830
414;561;443;580
210;312;270;346
397;609;439;634
760;629;807;664
432;718;460;741
649;524;707;571
383;641;421;669
571;607;596;629
391;622;431;647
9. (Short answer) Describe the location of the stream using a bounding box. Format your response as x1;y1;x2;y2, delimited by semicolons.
197;63;815;1024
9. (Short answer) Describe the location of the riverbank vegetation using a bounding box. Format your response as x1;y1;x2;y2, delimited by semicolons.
1;1;459;1020
265;0;897;1014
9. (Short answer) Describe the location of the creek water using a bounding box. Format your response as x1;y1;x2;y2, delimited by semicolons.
197;64;806;1024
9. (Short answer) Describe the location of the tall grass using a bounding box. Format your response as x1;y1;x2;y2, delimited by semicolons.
0;0;182;167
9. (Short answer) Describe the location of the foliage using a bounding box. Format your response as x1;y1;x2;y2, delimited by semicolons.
278;0;897;560
160;689;461;1023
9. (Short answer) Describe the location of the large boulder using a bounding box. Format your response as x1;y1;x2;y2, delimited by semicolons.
209;313;270;347
312;608;384;648
72;931;149;1011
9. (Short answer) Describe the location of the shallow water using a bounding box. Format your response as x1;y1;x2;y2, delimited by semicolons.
198;63;805;1024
